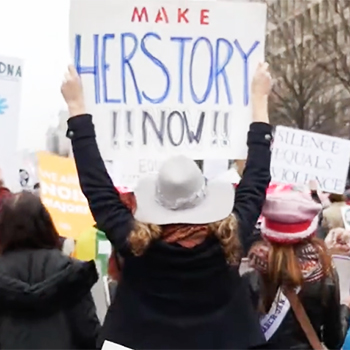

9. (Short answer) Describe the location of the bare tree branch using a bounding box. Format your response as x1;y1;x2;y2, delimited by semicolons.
313;0;350;93
263;0;347;137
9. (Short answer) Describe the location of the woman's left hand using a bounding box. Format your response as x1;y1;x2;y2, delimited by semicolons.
325;228;350;253
61;65;86;117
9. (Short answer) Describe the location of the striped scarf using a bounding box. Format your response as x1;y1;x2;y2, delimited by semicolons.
248;242;324;283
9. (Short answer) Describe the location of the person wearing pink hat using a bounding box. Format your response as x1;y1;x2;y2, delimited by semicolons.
243;190;350;350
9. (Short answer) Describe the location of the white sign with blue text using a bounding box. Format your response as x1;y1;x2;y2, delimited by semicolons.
69;0;267;160
271;126;350;194
0;55;23;191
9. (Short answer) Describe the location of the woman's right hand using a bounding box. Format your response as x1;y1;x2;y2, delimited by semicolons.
325;228;350;253
251;62;272;124
61;65;86;117
252;62;272;97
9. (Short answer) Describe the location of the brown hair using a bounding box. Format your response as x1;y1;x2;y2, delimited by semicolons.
328;193;345;203
128;214;241;265
111;191;242;266
260;237;333;312
0;191;60;253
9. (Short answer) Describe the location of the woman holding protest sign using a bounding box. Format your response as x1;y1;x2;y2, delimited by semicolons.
243;190;350;350
62;62;272;349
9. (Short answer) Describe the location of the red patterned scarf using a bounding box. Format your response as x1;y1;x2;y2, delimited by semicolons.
248;241;324;283
162;224;209;248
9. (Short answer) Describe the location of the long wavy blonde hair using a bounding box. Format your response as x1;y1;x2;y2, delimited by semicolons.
128;214;241;265
119;192;241;264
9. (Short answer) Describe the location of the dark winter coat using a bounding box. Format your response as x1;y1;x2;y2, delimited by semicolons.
243;270;350;350
68;114;272;350
0;248;100;349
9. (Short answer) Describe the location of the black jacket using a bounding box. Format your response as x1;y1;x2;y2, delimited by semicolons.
68;114;272;349
0;248;100;349
243;270;350;350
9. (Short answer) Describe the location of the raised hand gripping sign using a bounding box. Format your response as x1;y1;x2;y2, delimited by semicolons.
69;0;267;160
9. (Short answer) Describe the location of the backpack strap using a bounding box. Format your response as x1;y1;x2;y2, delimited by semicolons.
283;289;324;350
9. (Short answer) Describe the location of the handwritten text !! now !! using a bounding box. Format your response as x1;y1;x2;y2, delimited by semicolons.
70;0;267;159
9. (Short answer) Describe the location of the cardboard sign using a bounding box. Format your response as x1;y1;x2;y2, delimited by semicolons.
70;0;266;160
37;151;95;239
271;126;350;194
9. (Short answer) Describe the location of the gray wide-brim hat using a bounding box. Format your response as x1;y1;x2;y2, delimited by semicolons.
133;155;235;225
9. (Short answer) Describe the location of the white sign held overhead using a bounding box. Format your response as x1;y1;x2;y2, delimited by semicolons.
113;158;162;190
203;159;228;180
0;55;23;191
271;126;350;194
216;167;241;184
70;0;267;160
102;340;133;350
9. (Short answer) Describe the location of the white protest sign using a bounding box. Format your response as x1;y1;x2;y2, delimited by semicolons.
104;160;114;177
341;206;350;230
0;56;23;191
70;0;266;160
271;126;350;194
203;159;228;180
332;255;350;301
216;167;241;184
102;340;133;350
113;158;162;189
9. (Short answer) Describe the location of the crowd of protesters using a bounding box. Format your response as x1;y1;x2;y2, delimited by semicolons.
0;63;349;349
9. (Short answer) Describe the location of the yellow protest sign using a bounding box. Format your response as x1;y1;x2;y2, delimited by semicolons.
37;151;95;239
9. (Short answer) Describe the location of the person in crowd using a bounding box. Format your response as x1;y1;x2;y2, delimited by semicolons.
0;191;100;349
62;63;272;349
322;193;347;232
324;227;350;350
243;190;350;349
0;170;12;210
